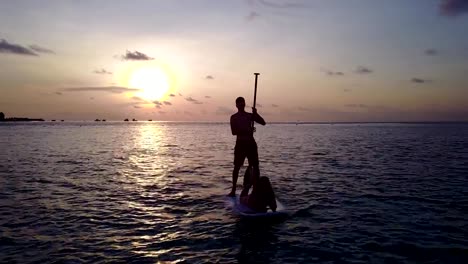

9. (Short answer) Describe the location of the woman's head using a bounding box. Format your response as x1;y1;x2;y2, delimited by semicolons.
256;176;275;200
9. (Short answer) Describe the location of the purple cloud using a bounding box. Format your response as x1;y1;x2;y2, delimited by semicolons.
355;66;373;74
425;49;438;56
93;68;112;75
216;106;232;115
0;39;38;56
163;101;172;105
257;0;308;8
246;11;260;21
322;68;345;76
205;75;214;80
439;0;468;16
29;45;55;54
63;86;140;93
411;78;431;84
120;50;154;61
345;104;368;108
185;97;203;104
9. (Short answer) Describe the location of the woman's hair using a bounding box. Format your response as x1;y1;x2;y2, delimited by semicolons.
255;176;275;203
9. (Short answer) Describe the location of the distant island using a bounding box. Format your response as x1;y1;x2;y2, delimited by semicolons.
0;112;44;122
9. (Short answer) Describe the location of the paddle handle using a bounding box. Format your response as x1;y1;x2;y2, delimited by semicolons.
252;73;260;129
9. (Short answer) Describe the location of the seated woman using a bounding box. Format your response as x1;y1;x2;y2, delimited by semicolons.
240;176;277;213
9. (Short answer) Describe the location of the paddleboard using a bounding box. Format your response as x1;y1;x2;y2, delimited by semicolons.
225;195;288;218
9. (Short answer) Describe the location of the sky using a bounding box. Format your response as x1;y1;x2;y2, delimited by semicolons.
1;0;467;122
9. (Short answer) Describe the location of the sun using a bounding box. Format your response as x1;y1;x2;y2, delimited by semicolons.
129;66;170;101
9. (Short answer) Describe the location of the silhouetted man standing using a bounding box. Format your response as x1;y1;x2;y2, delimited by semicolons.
228;97;266;197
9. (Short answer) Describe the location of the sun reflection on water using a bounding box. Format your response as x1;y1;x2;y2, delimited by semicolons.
115;123;190;261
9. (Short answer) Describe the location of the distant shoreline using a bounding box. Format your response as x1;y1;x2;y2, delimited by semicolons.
1;118;45;122
1;120;467;124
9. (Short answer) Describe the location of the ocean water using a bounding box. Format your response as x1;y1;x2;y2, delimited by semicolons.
0;122;467;263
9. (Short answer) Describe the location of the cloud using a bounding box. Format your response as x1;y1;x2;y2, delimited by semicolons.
425;49;438;56
322;68;344;76
205;75;214;80
178;93;183;96
159;111;166;114
329;71;344;76
257;0;309;8
246;11;260;21
29;45;54;54
153;101;163;106
439;0;468;16
216;106;232;115
163;101;172;105
133;105;142;109
345;104;368;108
205;96;211;99
132;96;145;101
93;68;112;75
62;86;140;93
298;106;312;112
355;66;373;74
0;39;38;56
256;103;263;107
343;88;352;93
55;92;63;95
411;78;431;84
120;50;154;61
169;94;176;97
185;97;203;104
271;104;279;107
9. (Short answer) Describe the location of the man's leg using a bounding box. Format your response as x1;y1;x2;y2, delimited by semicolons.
228;143;245;197
228;165;241;197
240;165;251;197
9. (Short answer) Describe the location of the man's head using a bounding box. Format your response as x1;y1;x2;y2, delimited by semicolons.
235;97;245;111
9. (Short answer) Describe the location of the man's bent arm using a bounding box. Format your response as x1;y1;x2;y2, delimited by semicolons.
254;113;266;126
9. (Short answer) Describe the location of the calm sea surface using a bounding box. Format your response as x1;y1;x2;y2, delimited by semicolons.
0;122;467;263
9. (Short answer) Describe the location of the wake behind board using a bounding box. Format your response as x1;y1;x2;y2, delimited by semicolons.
225;195;288;218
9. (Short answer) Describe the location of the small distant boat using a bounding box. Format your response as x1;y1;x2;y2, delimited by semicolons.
124;118;129;122
132;118;137;121
95;119;100;122
148;119;152;121
61;120;64;122
51;120;56;122
102;119;106;122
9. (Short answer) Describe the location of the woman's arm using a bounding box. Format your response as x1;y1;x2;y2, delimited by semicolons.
269;198;277;212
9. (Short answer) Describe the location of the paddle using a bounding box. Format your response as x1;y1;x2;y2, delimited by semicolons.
252;73;260;130
248;73;260;186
